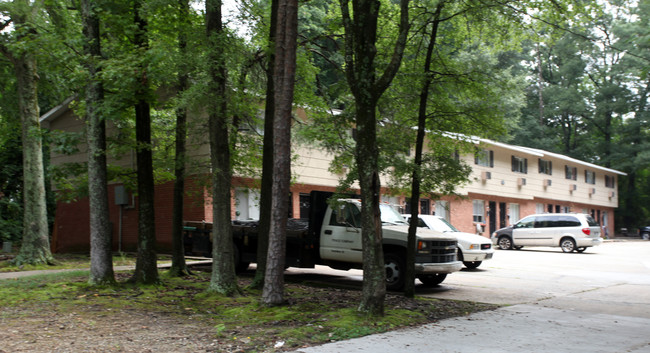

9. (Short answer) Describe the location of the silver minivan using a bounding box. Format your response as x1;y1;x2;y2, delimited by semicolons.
491;213;603;253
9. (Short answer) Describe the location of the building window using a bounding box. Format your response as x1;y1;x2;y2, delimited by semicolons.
509;203;520;224
382;195;401;213
605;175;616;188
420;199;430;215
565;165;577;180
472;200;485;223
511;156;528;174
435;201;449;222
585;170;596;184
235;188;261;220
299;193;310;219
536;203;545;214
539;159;552;175
475;149;493;167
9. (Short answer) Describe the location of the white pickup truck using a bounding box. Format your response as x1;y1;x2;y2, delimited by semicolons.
184;191;462;290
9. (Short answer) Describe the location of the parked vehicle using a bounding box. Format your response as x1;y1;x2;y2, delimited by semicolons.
491;213;603;253
640;226;650;240
183;191;462;290
404;215;494;269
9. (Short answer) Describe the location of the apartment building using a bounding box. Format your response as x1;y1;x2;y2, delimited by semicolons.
41;101;624;252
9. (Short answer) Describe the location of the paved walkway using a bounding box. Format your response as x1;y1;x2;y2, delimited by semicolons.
0;260;213;280
291;304;650;353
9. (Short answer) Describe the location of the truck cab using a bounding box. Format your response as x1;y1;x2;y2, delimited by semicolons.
319;199;462;290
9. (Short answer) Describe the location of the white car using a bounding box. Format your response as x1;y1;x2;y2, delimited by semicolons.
405;215;494;269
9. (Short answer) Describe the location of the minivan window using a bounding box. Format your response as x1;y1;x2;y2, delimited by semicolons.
554;215;581;227
585;215;599;226
515;216;535;228
535;216;555;228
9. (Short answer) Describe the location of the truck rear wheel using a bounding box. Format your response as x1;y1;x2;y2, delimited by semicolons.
234;244;250;272
384;253;405;291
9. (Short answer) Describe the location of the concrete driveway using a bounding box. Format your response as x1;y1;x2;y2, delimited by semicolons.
290;240;650;353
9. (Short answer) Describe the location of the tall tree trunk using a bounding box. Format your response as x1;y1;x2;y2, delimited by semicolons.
82;0;115;285
537;42;545;126
7;7;54;266
206;0;239;296
261;0;298;306
168;0;191;278
251;0;279;290
131;0;159;284
339;0;410;316
13;53;53;266
405;2;444;298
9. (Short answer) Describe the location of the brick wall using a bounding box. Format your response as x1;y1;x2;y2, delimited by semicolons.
52;179;619;253
53;177;210;253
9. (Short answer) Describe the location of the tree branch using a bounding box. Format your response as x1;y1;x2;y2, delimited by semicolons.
338;0;356;95
375;0;410;94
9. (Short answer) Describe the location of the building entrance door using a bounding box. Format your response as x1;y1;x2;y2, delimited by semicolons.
489;201;497;235
499;202;507;228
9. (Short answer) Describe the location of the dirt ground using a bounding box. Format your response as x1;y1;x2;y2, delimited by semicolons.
0;305;223;353
0;285;497;353
0;257;497;353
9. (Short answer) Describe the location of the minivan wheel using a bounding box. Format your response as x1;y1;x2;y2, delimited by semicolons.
560;238;576;253
498;236;513;250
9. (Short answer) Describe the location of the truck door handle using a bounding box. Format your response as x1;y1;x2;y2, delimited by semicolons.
324;230;332;235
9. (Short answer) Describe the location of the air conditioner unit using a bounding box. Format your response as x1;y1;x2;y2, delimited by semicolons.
517;177;526;186
609;191;616;198
569;184;577;191
114;185;129;205
589;188;596;195
543;179;552;187
481;171;492;181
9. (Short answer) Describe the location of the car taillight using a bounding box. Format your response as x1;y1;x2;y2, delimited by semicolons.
582;228;591;235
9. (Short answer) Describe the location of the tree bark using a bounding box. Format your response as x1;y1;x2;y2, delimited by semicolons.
8;7;54;266
339;0;410;316
168;0;191;278
537;42;545;126
82;0;115;285
206;0;239;296
251;0;279;290
405;2;444;298
131;0;159;284
261;0;298;306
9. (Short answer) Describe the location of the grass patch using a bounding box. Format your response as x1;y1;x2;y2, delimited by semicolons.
0;260;500;351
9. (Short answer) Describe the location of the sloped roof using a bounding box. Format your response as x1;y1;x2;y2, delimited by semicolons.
40;98;626;177
464;134;626;176
39;96;76;124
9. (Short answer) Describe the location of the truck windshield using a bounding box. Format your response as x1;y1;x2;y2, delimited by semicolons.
380;204;408;225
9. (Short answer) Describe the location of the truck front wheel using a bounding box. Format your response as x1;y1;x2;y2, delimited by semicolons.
418;274;447;287
384;253;405;291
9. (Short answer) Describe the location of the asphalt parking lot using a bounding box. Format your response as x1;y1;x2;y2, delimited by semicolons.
420;239;650;317
289;240;650;353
